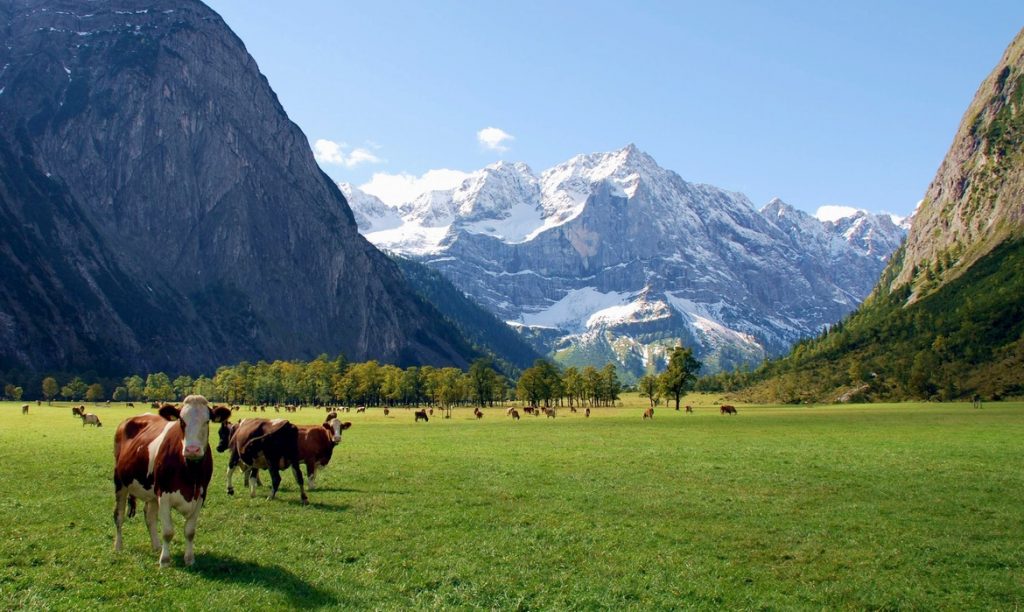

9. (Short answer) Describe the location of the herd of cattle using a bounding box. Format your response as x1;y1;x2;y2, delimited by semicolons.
110;395;353;567
16;396;741;567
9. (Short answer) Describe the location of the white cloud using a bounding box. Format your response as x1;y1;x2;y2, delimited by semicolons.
477;126;514;152
814;204;861;222
359;168;472;206
313;138;383;168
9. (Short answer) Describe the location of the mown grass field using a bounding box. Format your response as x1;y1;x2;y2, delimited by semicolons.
1;395;1022;609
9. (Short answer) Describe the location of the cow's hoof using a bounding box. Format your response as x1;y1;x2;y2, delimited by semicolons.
226;487;234;495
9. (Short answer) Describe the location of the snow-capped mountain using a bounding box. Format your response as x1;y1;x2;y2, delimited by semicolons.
342;145;908;380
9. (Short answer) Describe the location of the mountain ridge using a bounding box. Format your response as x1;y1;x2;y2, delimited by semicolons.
342;146;907;380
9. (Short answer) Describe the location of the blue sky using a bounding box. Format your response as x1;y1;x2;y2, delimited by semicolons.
205;1;1023;218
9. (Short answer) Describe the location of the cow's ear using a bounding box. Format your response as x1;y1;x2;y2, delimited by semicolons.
159;404;181;421
211;406;232;423
325;411;338;421
341;421;352;430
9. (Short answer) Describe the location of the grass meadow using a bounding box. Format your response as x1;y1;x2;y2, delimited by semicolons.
1;395;1022;610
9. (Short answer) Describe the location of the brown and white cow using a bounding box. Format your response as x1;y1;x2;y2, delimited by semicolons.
82;413;102;427
222;418;308;504
509;409;520;421
113;396;231;567
643;408;654;419
295;413;352;489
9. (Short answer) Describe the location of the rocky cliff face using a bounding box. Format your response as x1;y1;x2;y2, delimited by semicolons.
892;27;1024;296
344;146;906;379
0;0;475;374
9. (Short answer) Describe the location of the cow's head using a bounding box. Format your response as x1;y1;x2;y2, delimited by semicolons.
323;413;352;444
159;395;232;461
215;409;235;453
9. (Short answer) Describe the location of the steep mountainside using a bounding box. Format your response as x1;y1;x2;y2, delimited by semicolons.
0;0;477;375
343;147;905;380
391;256;540;374
893;30;1024;296
724;28;1024;402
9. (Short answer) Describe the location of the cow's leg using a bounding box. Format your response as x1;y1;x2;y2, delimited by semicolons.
306;462;317;490
157;495;174;568
182;498;204;566
292;463;308;505
247;468;260;498
225;452;238;495
267;467;282;500
113;486;128;551
144;499;160;551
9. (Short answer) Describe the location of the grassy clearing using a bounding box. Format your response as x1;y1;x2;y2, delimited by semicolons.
1;396;1022;609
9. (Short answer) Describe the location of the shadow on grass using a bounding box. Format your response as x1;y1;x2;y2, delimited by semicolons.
282;499;350;513
188;552;337;607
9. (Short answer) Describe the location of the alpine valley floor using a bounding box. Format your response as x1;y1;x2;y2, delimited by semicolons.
2;397;1021;609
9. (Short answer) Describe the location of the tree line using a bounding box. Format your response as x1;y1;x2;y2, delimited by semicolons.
5;347;705;409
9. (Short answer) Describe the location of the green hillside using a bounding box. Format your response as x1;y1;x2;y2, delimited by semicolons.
708;237;1024;402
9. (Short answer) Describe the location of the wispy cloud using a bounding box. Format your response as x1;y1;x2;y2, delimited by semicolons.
477;127;514;152
814;204;862;222
359;169;472;206
313;138;383;168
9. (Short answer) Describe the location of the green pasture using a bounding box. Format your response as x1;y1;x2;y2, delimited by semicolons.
1;396;1022;609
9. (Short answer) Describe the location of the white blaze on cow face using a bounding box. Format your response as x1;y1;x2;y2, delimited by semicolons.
179;396;212;461
327;418;344;443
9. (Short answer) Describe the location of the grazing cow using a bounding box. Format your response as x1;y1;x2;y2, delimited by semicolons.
126;402;135;409
72;406;84;417
113;396;231;567
383;408;390;416
82;413;102;427
415;410;429;422
523;406;535;415
510;409;520;421
585;408;591;418
544;407;556;419
356;406;366;414
22;404;29;415
223;418;308;504
505;407;515;416
643;408;654;420
296;414;352;489
720;405;737;415
685;405;693;413
570;406;578;413
473;408;483;419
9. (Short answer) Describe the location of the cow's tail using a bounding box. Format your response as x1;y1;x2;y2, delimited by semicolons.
127;495;137;519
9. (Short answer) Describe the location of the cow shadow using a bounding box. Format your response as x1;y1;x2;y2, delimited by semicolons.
284;499;350;513
188;553;337;607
